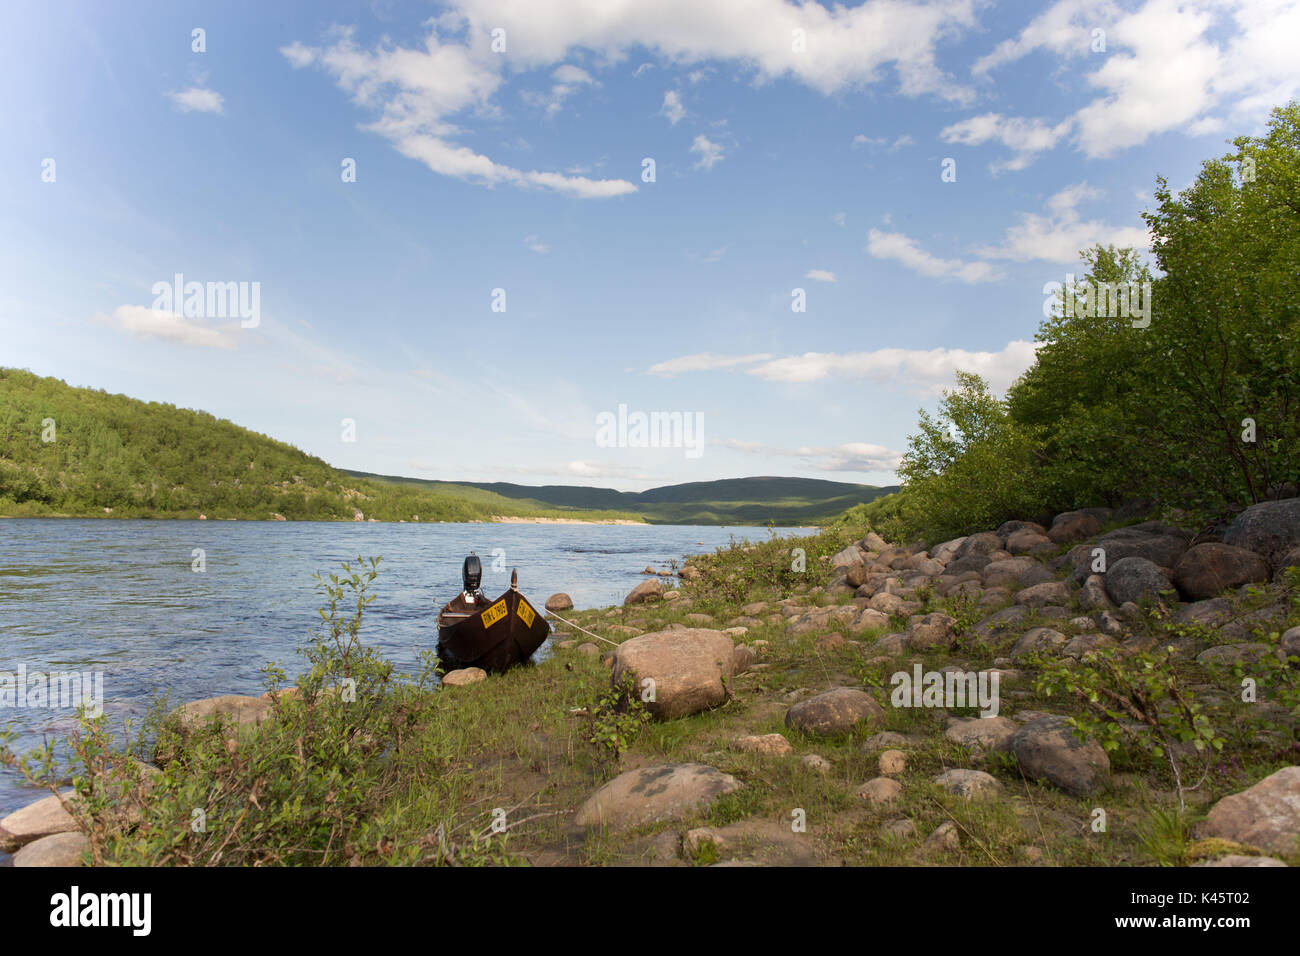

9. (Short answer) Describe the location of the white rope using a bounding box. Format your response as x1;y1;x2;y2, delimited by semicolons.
544;610;621;647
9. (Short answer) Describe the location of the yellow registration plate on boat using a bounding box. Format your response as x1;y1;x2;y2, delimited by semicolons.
482;600;507;628
517;601;535;628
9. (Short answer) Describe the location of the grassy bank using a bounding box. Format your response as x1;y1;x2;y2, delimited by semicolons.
8;520;1296;867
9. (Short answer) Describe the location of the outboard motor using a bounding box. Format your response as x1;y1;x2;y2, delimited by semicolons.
462;554;483;601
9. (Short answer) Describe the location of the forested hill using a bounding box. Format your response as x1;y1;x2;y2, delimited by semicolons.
0;369;634;522
345;472;900;525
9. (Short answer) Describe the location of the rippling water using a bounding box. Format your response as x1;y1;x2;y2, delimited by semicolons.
0;518;817;826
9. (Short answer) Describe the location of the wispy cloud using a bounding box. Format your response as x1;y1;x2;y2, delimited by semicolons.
166;87;224;114
722;439;903;473
648;352;773;377
975;183;1150;262
866;229;1004;283
690;134;725;170
93;305;241;349
804;269;836;283
660;89;685;124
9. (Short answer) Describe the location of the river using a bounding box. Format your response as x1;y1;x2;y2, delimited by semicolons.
0;518;818;828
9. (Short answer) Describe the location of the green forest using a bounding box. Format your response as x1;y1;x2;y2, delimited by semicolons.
0;369;638;523
847;103;1300;544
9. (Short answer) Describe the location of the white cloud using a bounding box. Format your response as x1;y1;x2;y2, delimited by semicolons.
940;112;1073;171
699;245;728;263
280;26;635;200
524;234;549;253
647;352;774;377
851;133;914;151
660;89;685;124
722;439;903;473
866;229;1004;283
975;182;1150;262
832;211;846;227
690;134;725;170
973;0;1119;76
970;0;1300;162
93;305;241;349
804;269;836;282
440;0;978;101
744;340;1040;395
523;63;595;114
650;340;1041;395
166;87;224;114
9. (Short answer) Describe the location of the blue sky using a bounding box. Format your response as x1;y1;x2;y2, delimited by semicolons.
2;0;1296;491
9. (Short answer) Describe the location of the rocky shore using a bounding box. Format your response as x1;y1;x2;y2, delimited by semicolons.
4;498;1298;867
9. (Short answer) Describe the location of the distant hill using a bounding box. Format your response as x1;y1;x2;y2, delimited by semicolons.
0;368;896;525
0;369;637;523
344;472;900;526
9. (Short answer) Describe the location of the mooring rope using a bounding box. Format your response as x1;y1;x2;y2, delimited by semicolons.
543;609;621;647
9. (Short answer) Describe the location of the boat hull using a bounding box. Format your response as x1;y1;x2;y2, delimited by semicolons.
437;587;551;673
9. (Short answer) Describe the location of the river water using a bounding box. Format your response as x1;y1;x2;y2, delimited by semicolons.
0;518;817;828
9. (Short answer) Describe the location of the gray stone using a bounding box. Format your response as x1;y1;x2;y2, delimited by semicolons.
573;763;742;831
1011;628;1068;658
11;831;90;867
934;769;1002;800
1011;716;1110;796
1198;766;1300;857
786;687;885;737
1104;557;1174;605
1223;499;1300;569
1174;543;1271;601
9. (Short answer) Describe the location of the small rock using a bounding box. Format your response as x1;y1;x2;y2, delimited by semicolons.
801;754;831;774
442;667;488;686
785;687;885;737
934;768;1003;800
856;777;902;806
878;749;907;776
734;733;794;756
625;579;664;605
880;818;917;840
923;820;960;852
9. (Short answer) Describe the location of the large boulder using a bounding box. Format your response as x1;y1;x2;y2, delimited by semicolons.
905;613;958;651
624;579;664;605
831;545;866;570
610;628;735;719
1198;766;1300;856
1005;530;1052;555
956;532;1003;560
156;694;270;765
11;831;90;867
1048;511;1102;544
1104;557;1174;605
1011;627;1069;658
1011;716;1110;796
1070;532;1189;583
1173;544;1271;601
982;557;1052;590
572;763;741;830
786;687;885;737
545;593;574;612
1223;499;1300;569
1015;581;1071;609
0;791;79;852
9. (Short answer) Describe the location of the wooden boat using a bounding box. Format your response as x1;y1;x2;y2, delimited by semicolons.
436;557;551;674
